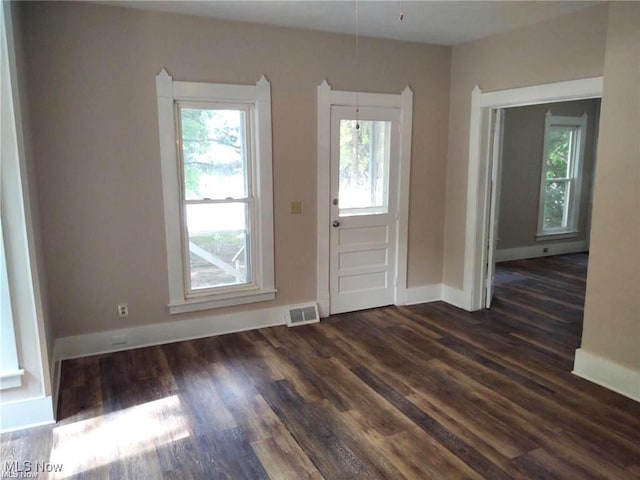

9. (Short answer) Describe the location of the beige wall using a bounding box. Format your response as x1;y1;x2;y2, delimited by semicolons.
444;5;609;288
498;99;600;251
580;3;640;370
18;2;451;337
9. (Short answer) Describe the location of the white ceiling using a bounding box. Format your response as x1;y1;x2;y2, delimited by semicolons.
110;1;598;46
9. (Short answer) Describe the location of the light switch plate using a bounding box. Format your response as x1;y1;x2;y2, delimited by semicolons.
290;201;302;214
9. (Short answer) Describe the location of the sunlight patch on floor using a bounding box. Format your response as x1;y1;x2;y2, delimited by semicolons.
49;394;189;478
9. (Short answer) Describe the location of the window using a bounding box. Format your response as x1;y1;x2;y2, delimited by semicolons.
338;119;391;216
156;70;275;314
537;111;587;237
1;3;24;389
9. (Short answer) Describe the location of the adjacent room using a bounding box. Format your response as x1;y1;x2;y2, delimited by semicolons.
1;1;638;479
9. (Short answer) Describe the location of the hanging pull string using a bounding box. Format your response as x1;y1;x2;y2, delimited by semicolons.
355;0;360;130
399;0;404;21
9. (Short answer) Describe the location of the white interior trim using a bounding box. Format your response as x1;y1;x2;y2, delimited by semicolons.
155;69;276;314
441;285;468;310
0;395;55;433
573;348;640;403
316;80;332;317
53;304;290;361
0;369;25;390
316;79;413;317
496;240;588;263
462;77;603;311
396;86;414;305
403;284;443;306
1;1;50;401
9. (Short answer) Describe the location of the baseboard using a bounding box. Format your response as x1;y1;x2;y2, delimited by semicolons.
54;304;288;361
403;284;442;305
441;285;469;310
496;240;588;262
0;395;55;433
573;348;640;403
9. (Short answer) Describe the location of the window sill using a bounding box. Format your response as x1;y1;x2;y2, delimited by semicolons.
0;369;25;390
168;288;277;314
536;230;579;241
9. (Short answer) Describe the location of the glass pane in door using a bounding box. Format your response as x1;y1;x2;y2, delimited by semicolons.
338;120;391;216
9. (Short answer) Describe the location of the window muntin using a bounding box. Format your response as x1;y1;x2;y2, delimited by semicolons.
537;113;587;237
338;119;391;216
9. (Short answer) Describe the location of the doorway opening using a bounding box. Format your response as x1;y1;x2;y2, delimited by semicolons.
486;98;601;308
461;77;603;312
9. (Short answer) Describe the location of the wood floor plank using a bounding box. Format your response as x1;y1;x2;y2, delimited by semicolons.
352;364;515;480
260;379;401;479
3;253;639;480
251;435;324;480
352;424;485;480
512;448;594;480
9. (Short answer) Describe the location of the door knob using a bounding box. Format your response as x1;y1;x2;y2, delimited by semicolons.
332;220;340;228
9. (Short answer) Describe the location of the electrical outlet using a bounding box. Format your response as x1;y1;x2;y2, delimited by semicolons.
118;303;128;318
111;334;128;346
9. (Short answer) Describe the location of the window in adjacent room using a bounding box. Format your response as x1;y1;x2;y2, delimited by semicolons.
156;70;275;314
537;111;587;238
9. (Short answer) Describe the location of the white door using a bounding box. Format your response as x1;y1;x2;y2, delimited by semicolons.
485;108;504;308
329;106;400;314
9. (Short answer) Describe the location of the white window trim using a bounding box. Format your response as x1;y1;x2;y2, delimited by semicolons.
1;3;24;390
155;69;275;314
536;111;588;238
1;222;25;390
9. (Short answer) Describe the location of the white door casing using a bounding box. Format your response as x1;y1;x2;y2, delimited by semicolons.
317;80;413;317
462;78;603;312
329;106;400;314
485;108;504;308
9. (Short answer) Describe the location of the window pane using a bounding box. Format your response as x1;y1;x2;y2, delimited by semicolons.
543;181;568;229
185;203;250;291
546;127;572;179
180;108;248;201
338;120;390;215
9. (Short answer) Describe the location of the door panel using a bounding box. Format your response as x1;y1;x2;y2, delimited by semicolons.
339;249;387;269
330;106;400;314
486;108;504;308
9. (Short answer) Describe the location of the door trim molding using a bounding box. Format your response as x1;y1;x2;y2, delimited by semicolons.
462;77;603;311
316;80;413;317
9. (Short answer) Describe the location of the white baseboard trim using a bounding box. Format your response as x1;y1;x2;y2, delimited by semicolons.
573;348;640;403
54;305;288;361
0;395;55;433
441;285;468;310
496;240;588;262
403;284;442;305
52;285;484;363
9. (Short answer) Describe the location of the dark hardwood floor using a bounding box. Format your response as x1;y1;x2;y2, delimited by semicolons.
3;253;640;479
